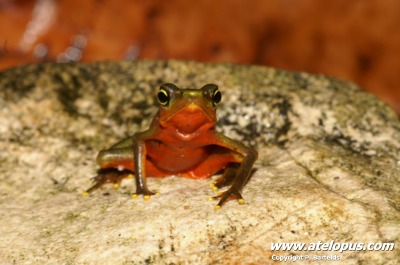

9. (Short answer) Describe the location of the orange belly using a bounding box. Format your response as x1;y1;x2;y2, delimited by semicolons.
100;139;241;179
101;150;239;179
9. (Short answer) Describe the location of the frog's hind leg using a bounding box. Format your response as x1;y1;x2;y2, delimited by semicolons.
84;168;134;194
84;145;135;194
211;163;239;190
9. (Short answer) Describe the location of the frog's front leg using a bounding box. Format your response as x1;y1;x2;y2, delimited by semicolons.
131;131;157;199
212;133;258;208
85;129;157;200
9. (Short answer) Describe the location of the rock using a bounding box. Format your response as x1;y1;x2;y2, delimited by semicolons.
0;60;399;264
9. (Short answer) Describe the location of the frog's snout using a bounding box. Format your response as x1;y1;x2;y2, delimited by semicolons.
187;102;201;112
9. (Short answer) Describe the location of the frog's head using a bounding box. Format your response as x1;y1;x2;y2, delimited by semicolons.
157;83;221;135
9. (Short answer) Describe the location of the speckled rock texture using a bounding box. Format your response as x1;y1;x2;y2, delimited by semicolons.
0;60;399;264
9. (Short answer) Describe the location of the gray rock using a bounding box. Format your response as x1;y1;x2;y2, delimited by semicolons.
0;60;399;264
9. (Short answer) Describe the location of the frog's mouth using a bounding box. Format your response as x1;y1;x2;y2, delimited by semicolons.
160;103;216;135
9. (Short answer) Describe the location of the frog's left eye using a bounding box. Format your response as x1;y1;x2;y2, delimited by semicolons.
212;89;222;106
157;88;170;106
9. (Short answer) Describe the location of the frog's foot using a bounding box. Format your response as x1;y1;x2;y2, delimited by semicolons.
210;166;238;191
83;168;132;195
131;187;157;201
212;188;244;209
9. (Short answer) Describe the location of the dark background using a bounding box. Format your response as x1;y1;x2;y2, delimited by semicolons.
1;0;399;114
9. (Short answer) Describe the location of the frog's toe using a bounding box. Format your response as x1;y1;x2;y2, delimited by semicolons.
132;188;158;200
209;182;219;191
84;169;132;194
85;178;108;194
212;188;244;208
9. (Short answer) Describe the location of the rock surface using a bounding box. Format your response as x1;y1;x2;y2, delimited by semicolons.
0;60;399;264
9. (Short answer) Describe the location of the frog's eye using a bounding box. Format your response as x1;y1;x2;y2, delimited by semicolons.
157;88;170;106
212;89;222;106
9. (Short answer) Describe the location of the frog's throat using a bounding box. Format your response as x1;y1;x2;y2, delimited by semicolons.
159;103;216;133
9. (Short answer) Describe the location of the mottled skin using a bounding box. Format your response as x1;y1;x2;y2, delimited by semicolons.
85;83;258;207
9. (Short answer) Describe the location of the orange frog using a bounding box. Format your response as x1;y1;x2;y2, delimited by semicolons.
84;83;258;208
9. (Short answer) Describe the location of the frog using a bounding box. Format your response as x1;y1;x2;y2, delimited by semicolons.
84;83;258;208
